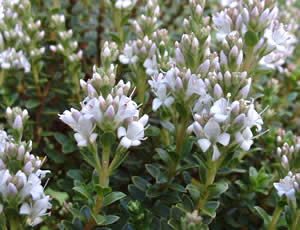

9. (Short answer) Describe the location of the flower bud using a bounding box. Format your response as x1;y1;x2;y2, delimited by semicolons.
105;105;115;120
214;84;223;98
281;155;289;168
24;161;33;174
13;115;23;129
233;113;245;126
8;183;17;196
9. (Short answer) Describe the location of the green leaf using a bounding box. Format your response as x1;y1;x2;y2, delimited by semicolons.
186;184;201;201
169;183;187;193
24;99;40;109
102;192;126;207
94;185;112;197
208;181;229;199
132;176;151;192
254;206;271;226
45;188;69;206
73;185;92;200
245;31;259;47
145;164;160;179
102;215;120;225
91;214;106;225
156;148;171;163
202;201;220;218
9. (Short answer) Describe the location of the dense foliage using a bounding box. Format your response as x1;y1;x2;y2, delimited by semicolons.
0;0;299;229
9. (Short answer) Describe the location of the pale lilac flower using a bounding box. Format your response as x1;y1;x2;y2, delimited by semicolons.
213;11;234;41
235;127;254;151
118;115;149;148
20;195;52;226
245;104;263;131
115;0;136;9
119;44;138;64
152;85;174;111
73;115;98;147
193;118;230;161
274;175;297;207
143;55;159;76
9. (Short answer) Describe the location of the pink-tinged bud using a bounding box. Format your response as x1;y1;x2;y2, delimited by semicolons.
233;114;245;126
103;47;110;57
17;145;25;160
13;115;23;129
6;107;12;118
175;48;185;64
80;79;87;90
196;5;203;16
24;161;32;174
281;155;289;168
175;77;183;89
8;183;17;196
105;105;115;120
259;8;270;25
88;84;97;98
220;51;228;66
183;19;189;29
193;122;202;135
199;60;210;75
214;84;223;98
277;136;282;143
276;147;282;156
236;14;243;29
251;7;259;18
35;160;42;168
192;37;199;49
77;50;83;59
22;109;28;119
106;94;113;104
229;46;239;57
239;80;251;98
237;51;243;65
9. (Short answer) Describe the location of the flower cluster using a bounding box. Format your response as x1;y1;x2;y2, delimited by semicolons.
0;0;45;72
60;64;149;149
273;128;300;208
50;14;83;63
212;0;296;72
0;107;51;227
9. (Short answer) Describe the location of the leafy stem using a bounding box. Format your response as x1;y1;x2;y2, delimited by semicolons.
0;70;6;87
267;204;283;230
291;210;300;230
32;64;41;98
243;46;255;73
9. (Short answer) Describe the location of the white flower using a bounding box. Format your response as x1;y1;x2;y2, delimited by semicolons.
114;95;139;125
235;127;254;151
213;11;233;41
264;22;294;53
118;115;149;148
186;74;206;97
274;175;296;207
152;85;174;111
115;0;136;9
210;98;238;123
0;169;10;199
20;195;52;226
0;130;8;153
73;114;98;147
81;97;103;125
148;73;165;90
143;55;159;76
193;94;213;115
19;172;44;201
195;118;230;161
245;104;263;131
119;44;138;64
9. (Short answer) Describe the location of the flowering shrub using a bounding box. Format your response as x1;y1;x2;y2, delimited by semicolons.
0;0;299;229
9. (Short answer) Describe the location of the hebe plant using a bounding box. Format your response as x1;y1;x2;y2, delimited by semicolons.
0;0;299;229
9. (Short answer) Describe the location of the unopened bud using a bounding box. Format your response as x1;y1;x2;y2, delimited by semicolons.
13;115;23;129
